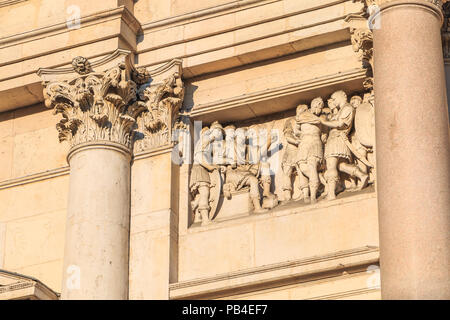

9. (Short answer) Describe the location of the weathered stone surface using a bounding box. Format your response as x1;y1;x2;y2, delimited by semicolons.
0;0;448;301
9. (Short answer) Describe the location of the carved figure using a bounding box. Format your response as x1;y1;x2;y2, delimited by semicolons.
295;97;326;203
190;122;224;225
281;115;301;203
320;91;369;200
222;126;268;214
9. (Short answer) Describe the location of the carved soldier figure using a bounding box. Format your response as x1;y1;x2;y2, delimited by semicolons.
190;121;224;225
281;104;310;202
355;91;376;184
320;91;369;200
295;97;326;204
347;95;365;190
222;126;269;213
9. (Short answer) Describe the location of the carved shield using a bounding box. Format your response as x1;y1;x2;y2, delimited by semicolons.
208;169;223;221
355;102;375;148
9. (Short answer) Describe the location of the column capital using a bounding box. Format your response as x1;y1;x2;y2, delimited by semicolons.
355;0;447;16
37;50;186;155
38;50;144;152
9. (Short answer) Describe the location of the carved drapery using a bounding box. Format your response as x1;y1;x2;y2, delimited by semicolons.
38;52;185;153
189;90;376;226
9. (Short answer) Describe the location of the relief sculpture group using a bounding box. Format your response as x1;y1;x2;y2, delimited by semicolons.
189;90;375;226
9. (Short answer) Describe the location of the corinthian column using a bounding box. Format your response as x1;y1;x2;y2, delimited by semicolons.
372;0;450;299
38;51;149;299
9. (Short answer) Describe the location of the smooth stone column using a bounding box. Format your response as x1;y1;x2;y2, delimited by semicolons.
61;142;131;300
373;0;450;299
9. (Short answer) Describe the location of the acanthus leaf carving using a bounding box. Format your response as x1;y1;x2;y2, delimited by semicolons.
42;57;139;150
133;65;185;153
350;27;374;90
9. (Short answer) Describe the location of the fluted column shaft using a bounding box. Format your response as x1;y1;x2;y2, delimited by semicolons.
373;0;450;299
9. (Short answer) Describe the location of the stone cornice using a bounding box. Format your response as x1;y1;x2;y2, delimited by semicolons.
0;269;59;300
138;0;350;58
0;166;69;191
189;68;367;119
0;0;26;8
169;246;379;299
141;0;278;32
0;5;141;48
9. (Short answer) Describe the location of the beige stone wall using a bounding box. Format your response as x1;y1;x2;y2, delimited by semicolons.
0;104;69;292
0;0;388;299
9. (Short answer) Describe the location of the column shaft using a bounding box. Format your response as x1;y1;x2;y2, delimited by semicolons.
373;0;450;299
61;142;131;300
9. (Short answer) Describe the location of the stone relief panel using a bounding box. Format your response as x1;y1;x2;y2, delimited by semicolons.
188;90;376;227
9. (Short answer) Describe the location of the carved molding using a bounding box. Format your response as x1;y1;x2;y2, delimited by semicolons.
347;2;375;90
350;28;374;90
37;50;185;153
41;59;139;150
169;246;379;299
0;166;69;191
133;60;185;153
0;0;27;7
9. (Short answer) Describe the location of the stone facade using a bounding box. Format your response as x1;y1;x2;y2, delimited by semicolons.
0;0;449;300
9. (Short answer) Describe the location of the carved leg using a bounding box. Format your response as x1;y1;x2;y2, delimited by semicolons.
338;162;369;191
198;185;211;226
319;172;328;197
281;165;294;203
301;187;310;204
248;176;267;213
307;158;320;204
296;163;310;203
325;157;339;200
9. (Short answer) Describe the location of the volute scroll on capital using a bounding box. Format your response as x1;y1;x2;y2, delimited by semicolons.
37;50;186;154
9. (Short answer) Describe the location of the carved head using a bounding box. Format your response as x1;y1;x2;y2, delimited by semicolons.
235;127;246;143
329;90;348;109
209;121;224;141
72;56;91;75
133;67;150;85
224;125;236;139
296;104;308;117
295;104;308;123
310;97;324;115
350;95;363;109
